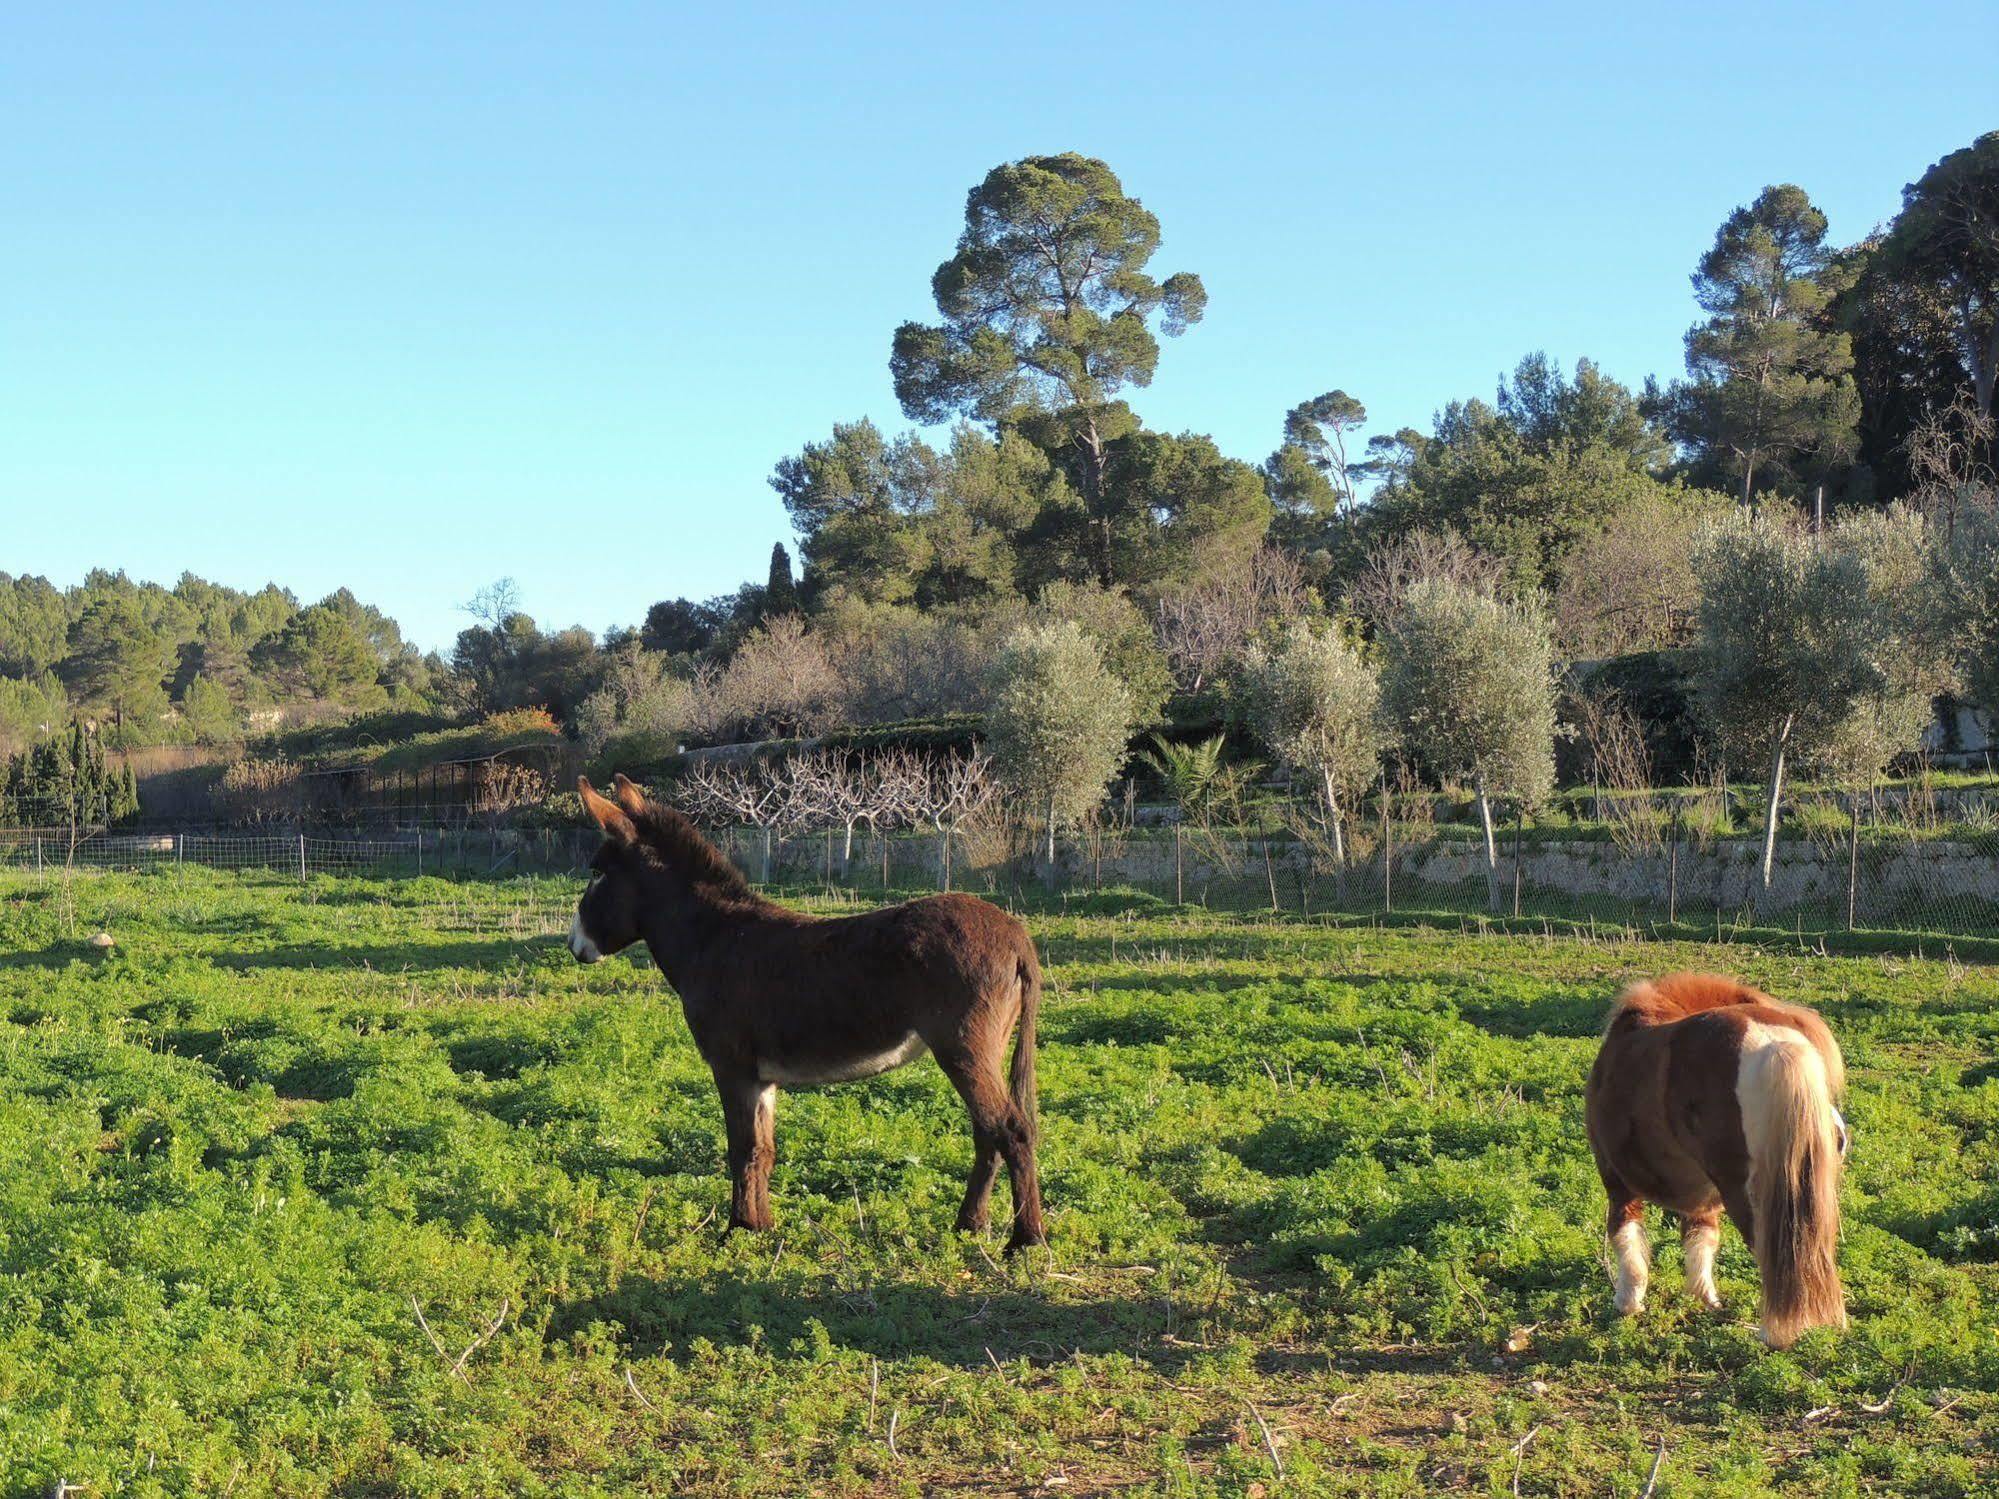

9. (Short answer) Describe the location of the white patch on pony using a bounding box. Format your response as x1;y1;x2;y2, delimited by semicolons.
1735;1020;1836;1177
760;1034;929;1086
1684;1221;1722;1309
568;911;603;965
1610;1219;1650;1314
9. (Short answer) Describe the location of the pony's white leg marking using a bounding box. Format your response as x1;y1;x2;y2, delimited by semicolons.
1684;1221;1722;1309
568;911;603;964
1610;1219;1650;1314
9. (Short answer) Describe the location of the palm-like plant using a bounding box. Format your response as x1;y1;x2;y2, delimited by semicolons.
1137;733;1230;826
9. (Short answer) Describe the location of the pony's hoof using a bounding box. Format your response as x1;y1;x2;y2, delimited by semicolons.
1614;1291;1645;1316
1692;1287;1723;1311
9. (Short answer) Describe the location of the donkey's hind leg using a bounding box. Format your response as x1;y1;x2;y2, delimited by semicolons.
1682;1209;1724;1309
955;1125;1003;1235
935;1047;1045;1252
1606;1194;1651;1315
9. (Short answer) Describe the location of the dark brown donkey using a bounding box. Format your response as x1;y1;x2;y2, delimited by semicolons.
569;774;1047;1250
1585;972;1849;1348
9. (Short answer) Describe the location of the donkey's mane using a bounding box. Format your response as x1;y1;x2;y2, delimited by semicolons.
632;803;762;903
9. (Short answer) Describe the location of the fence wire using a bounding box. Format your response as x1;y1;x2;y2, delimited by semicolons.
2;793;1995;957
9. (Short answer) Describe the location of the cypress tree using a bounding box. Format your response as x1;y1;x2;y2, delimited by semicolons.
765;542;801;617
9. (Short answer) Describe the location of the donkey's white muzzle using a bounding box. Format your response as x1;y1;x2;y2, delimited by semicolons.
569;912;603;965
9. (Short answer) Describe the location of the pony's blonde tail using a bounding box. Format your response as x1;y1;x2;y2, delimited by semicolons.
1738;1025;1846;1347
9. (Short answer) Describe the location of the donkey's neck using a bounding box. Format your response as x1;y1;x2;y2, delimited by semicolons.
632;817;790;992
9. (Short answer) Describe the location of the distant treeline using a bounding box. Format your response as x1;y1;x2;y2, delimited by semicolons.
3;135;1995;780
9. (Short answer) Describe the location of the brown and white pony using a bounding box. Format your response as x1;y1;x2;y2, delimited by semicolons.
1585;972;1849;1348
569;775;1047;1251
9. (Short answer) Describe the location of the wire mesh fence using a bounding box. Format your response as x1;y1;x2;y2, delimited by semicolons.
2;788;1996;958
699;815;1999;950
0;826;599;881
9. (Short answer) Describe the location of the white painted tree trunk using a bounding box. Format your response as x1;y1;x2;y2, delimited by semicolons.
1321;768;1347;867
1476;773;1501;913
1759;718;1794;889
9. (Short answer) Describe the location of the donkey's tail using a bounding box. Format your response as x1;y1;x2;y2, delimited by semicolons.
1740;1025;1846;1347
1011;946;1041;1134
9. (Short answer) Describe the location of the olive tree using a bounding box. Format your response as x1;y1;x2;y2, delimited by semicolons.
1379;578;1557;910
1951;508;1999;714
1688;512;1881;887
1814;506;1960;784
1240;621;1386;867
984;620;1135;869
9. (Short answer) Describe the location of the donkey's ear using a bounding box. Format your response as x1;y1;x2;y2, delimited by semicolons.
610;773;648;816
578;777;637;842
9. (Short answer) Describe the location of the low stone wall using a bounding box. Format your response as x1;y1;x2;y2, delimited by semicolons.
722;826;1999;921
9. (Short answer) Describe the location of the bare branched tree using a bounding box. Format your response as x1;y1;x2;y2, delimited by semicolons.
677;757;796;881
904;748;997;890
1566;683;1664;852
1348;528;1506;630
1154;545;1314;693
1903;391;1997;542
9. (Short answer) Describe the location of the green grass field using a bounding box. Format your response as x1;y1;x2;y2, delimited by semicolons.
1;870;1995;1496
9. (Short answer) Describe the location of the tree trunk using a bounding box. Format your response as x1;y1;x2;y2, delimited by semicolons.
1972;299;1999;418
1044;796;1057;887
1320;769;1346;866
1476;774;1501;913
1759;718;1793;889
1080;417;1114;588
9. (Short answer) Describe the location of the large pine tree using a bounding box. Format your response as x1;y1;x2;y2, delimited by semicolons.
1662;186;1859;503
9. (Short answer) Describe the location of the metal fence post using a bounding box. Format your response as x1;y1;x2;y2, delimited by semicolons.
1847;801;1861;931
1380;790;1393;914
1510;805;1524;919
1666;803;1681;926
298;832;307;884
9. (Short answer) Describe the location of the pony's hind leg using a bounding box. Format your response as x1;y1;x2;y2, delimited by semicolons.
1606;1196;1650;1315
1682;1210;1723;1309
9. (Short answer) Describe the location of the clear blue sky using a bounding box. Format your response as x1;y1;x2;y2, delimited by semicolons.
3;2;1991;652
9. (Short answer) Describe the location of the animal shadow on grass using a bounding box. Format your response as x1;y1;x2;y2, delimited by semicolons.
1451;986;1607;1040
550;1275;1193;1371
208;937;552;974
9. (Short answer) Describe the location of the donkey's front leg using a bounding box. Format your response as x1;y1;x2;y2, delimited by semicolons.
717;1070;777;1232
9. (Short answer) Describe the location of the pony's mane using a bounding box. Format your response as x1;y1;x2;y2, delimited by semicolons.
1612;971;1771;1024
632;802;761;902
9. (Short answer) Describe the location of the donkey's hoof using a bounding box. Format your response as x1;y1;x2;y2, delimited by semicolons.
955;1214;990;1235
1003;1231;1047;1256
